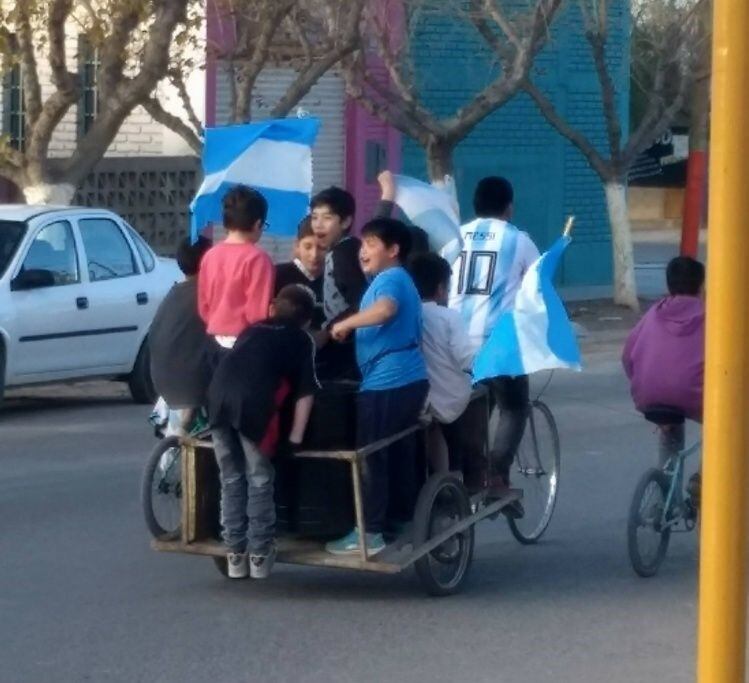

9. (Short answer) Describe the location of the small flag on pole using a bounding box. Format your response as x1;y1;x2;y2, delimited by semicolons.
473;232;581;380
393;174;463;264
190;118;320;241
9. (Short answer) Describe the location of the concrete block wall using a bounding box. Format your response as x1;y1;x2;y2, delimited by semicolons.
401;1;631;287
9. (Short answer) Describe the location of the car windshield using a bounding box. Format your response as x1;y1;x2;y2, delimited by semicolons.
0;221;27;278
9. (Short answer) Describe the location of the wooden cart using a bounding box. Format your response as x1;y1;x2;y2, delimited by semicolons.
150;418;522;596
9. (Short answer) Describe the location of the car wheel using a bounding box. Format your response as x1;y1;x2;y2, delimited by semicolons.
128;338;156;405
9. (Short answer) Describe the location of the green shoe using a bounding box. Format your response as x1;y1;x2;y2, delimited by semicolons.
325;529;386;556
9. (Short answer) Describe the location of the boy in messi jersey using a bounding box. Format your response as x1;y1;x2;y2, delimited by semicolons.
447;176;539;500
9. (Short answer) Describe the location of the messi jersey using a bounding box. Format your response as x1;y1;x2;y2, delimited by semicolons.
446;218;540;348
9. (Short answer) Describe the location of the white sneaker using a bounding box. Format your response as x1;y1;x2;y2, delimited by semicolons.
250;543;277;579
227;552;248;579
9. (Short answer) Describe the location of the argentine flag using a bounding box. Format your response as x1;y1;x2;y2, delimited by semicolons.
473;236;581;380
190;118;320;241
393;174;463;264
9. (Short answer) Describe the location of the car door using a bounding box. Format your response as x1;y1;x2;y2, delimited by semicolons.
76;215;150;370
8;219;93;380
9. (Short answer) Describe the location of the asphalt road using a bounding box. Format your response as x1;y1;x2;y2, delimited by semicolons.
1;345;703;683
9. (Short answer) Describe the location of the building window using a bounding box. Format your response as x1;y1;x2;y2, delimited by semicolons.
78;37;101;137
3;62;25;151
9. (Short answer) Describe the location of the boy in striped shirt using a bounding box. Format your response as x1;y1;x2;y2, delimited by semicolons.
448;177;539;499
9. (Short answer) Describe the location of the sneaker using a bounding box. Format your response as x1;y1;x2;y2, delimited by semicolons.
227;552;248;579
486;476;525;518
325;529;386;557
249;543;277;580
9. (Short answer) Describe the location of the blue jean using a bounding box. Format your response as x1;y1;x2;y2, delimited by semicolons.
212;425;275;554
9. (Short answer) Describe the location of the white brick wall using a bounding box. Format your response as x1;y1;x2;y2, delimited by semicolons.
0;13;178;160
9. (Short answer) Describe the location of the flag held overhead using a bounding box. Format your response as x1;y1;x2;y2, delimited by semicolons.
190;118;321;242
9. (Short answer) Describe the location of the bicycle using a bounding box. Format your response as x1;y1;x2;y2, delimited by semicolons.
627;406;701;577
141;406;210;541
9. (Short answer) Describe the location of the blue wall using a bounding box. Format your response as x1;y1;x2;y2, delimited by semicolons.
401;2;630;287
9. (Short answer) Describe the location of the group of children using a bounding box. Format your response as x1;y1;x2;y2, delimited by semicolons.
149;165;706;582
149;171;541;580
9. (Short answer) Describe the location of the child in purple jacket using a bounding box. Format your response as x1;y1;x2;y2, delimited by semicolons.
622;257;705;485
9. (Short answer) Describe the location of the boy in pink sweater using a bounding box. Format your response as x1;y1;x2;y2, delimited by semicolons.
198;186;275;350
622;257;705;475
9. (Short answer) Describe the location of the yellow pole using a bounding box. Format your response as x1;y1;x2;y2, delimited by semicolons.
697;0;749;680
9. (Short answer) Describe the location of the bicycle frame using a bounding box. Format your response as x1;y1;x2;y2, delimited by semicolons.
659;440;702;530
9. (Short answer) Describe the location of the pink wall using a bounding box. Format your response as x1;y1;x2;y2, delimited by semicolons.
204;0;403;229
344;0;404;229
344;94;402;230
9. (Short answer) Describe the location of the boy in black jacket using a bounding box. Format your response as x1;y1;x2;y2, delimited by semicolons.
311;173;415;379
208;285;318;580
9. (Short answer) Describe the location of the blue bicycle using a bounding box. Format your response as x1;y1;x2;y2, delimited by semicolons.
627;406;701;577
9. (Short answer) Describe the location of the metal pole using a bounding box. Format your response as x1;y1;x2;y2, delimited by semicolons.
697;0;749;680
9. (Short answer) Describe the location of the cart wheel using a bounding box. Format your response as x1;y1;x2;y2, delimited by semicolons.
627;468;672;577
141;436;183;541
507;400;560;545
413;474;474;596
213;556;229;577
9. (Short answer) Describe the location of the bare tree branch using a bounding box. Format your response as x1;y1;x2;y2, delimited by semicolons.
169;69;203;137
343;0;562;178
270;0;365;118
522;79;611;179
585;29;623;161
16;3;43;128
231;0;297;122
143;97;202;153
62;0;189;185
97;2;143;101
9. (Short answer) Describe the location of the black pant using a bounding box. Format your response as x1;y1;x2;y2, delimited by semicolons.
439;394;489;487
358;380;429;534
486;375;530;481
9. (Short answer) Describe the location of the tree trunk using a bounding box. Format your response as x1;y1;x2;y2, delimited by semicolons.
22;182;76;205
425;138;455;182
604;180;639;311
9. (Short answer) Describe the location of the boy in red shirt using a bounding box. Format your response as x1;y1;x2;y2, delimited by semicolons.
198;186;275;350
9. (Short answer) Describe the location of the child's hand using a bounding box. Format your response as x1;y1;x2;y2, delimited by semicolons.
378;170;396;202
331;320;353;342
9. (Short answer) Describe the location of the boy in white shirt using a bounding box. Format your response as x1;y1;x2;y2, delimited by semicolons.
409;253;486;485
448;177;540;497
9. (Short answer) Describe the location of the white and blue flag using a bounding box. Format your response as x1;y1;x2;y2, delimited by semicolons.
473;236;581;380
393;174;463;264
190;118;320;241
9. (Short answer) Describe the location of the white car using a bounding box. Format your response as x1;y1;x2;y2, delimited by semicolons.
0;205;182;405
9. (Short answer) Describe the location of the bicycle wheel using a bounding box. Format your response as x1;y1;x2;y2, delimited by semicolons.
413;473;475;596
507;400;561;544
627;468;672;577
141;436;183;540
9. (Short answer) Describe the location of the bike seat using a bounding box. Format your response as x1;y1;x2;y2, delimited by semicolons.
643;405;686;426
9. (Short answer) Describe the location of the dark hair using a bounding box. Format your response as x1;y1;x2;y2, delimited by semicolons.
473;176;514;218
361;217;413;263
310;186;356;223
409;252;452;300
274;284;315;326
297;215;314;240
222;185;268;231
666;256;705;296
176;236;211;276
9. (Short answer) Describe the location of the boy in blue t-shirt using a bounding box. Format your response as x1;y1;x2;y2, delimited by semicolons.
325;217;428;556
